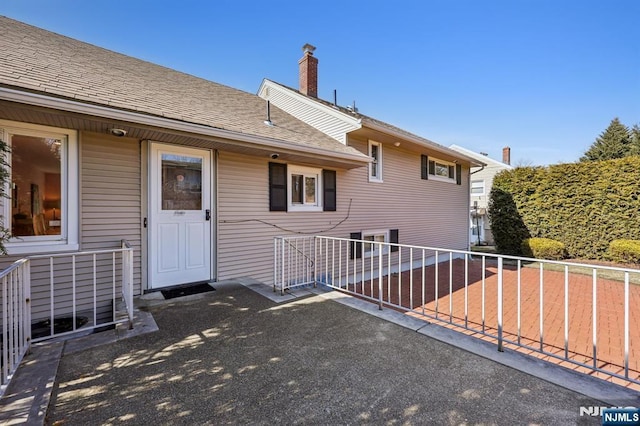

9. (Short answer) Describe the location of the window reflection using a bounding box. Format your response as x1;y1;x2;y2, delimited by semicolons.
161;154;202;210
11;135;62;237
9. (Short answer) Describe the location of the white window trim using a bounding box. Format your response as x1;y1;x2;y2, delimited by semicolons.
362;229;389;257
471;179;485;196
368;140;383;183
429;157;456;184
287;164;323;212
1;120;79;255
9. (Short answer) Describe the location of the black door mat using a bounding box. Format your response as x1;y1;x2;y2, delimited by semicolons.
161;283;215;300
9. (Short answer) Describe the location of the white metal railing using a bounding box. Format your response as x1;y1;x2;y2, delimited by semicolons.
274;235;640;386
0;243;135;397
274;236;316;293
0;258;30;397
27;243;135;343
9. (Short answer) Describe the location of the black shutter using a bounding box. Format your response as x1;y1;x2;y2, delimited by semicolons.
456;164;462;185
390;229;399;252
421;155;429;180
269;162;287;211
350;232;362;259
428;160;435;176
323;169;336;212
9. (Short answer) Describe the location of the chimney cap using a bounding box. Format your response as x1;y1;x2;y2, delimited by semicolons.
302;43;316;55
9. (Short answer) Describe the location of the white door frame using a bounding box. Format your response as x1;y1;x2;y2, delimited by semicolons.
148;142;215;288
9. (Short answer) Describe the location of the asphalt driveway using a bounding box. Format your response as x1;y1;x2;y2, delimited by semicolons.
44;282;622;425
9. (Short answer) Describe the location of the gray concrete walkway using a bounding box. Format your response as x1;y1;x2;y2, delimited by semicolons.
5;280;640;424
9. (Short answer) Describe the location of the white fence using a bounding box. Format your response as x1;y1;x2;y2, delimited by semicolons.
0;258;30;396
0;241;135;396
274;235;640;386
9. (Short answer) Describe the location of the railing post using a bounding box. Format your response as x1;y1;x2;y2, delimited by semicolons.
592;269;597;370
378;243;383;310
23;261;31;354
280;238;286;295
273;237;279;293
2;274;8;384
497;257;504;352
313;236;317;288
624;271;629;379
127;248;134;329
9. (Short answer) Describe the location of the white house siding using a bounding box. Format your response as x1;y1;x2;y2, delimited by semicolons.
261;83;359;144
80;132;142;291
217;139;469;285
344;137;469;251
216;151;348;284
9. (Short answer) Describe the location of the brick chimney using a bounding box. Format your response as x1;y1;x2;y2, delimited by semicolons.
299;43;318;98
502;146;511;165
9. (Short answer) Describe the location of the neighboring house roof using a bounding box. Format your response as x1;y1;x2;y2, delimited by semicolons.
449;144;513;170
0;16;369;166
259;79;485;167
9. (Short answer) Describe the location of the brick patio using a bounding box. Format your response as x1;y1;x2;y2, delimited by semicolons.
350;258;640;388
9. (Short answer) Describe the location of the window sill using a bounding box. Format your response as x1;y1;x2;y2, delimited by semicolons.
364;249;389;258
5;241;79;256
429;175;456;184
288;205;323;213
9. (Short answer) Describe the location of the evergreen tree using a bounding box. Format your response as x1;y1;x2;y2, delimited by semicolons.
580;118;631;162
631;124;640;156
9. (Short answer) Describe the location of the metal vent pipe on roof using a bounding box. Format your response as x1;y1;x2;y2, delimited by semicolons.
264;100;273;126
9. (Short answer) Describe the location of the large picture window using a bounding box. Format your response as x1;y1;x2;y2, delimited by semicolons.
1;120;78;254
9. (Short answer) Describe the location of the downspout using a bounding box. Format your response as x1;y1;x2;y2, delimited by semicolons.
470;165;485;175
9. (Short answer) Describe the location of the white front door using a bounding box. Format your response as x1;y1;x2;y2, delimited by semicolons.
149;143;212;288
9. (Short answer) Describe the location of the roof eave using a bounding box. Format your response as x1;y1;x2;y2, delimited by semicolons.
449;144;512;169
361;120;485;167
0;86;370;168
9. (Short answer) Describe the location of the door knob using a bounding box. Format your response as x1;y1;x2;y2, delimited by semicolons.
205;209;211;221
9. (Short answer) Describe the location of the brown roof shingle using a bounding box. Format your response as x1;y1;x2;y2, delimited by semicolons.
0;16;367;159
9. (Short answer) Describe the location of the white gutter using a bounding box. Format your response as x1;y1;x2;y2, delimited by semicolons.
0;87;370;164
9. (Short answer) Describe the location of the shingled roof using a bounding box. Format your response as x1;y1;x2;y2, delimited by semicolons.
0;16;368;163
260;79;484;166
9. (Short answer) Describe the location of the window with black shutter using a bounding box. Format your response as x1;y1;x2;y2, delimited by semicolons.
270;163;338;212
423;156;459;184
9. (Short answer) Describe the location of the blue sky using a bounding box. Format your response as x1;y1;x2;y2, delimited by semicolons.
2;1;638;165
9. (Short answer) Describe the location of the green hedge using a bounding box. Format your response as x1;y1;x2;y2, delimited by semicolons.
488;156;640;260
521;238;565;260
608;239;640;264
